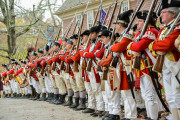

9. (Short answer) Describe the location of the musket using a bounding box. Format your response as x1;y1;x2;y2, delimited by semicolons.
110;0;145;68
86;1;108;72
65;15;77;38
107;0;118;30
103;0;114;25
66;1;89;72
72;20;79;35
133;0;158;70
51;23;64;71
55;14;65;42
109;0;144;100
73;1;90;72
65;45;75;73
152;12;180;73
72;20;81;72
101;0;122;80
81;5;101;70
87;0;118;72
55;25;62;42
134;0;170;113
58;13;78;71
96;1;114;72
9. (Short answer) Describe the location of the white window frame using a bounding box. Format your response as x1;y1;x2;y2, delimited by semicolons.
121;0;130;12
76;14;82;32
87;11;94;29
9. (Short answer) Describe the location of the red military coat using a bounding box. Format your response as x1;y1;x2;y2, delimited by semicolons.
111;37;133;90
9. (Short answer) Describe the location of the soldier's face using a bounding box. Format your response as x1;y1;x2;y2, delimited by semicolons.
137;19;144;31
160;8;176;25
66;44;72;50
82;35;88;42
73;39;77;45
101;36;110;45
32;55;36;59
62;41;67;47
90;32;98;40
116;23;121;31
44;49;47;55
53;45;59;51
29;53;32;59
38;53;42;57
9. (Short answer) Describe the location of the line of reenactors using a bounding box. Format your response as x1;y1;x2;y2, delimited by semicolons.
1;0;180;120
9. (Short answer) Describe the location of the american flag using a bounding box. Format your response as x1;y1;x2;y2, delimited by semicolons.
100;8;106;24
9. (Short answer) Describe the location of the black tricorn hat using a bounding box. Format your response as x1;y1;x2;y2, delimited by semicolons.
70;34;78;39
90;26;100;33
67;39;73;45
158;0;180;16
100;26;107;32
19;59;22;62
2;64;8;67
80;30;90;36
114;33;120;38
21;60;26;64
31;51;37;56
136;10;157;20
162;0;180;9
38;49;44;54
14;61;19;65
10;58;16;61
62;37;68;42
53;41;60;47
98;30;112;37
44;44;50;52
113;10;133;24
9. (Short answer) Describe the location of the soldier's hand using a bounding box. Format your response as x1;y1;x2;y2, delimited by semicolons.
132;51;141;57
156;51;166;55
102;67;107;71
174;36;180;50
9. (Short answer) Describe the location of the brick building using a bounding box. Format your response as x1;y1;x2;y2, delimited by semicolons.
55;0;154;38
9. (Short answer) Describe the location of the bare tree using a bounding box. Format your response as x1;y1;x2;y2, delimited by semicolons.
0;0;44;58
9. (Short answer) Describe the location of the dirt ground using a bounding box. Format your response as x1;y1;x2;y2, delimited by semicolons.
0;98;101;120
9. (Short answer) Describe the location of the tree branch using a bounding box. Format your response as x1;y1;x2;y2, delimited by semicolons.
0;54;9;58
15;18;40;38
0;47;8;52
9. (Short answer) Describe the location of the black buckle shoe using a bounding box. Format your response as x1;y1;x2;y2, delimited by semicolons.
82;108;95;113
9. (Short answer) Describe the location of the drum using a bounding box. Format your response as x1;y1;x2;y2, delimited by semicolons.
19;73;29;88
15;76;22;85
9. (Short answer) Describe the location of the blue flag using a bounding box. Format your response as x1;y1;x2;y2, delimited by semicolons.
100;8;106;24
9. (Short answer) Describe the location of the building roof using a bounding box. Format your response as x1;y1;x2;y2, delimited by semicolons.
56;0;91;13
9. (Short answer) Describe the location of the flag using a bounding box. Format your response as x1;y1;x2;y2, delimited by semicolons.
105;16;110;27
100;8;106;24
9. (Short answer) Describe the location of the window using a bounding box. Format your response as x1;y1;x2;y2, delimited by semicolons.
87;11;94;29
76;14;82;32
121;1;129;12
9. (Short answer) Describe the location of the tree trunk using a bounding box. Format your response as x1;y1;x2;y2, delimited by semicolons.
7;0;16;58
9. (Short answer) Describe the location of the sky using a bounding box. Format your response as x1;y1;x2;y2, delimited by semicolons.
20;0;63;20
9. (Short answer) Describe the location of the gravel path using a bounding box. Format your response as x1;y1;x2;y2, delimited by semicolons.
0;98;101;120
